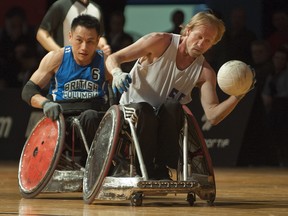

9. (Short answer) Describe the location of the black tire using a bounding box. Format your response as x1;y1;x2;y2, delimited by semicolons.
186;192;196;206
181;105;216;201
83;105;123;204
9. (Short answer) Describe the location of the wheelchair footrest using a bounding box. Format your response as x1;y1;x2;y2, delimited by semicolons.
138;180;199;189
96;177;202;201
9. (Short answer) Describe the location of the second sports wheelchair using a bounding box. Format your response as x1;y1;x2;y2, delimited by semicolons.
18;97;113;198
83;104;216;206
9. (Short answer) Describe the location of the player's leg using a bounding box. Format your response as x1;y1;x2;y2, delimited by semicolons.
75;109;102;166
155;100;184;180
124;102;159;179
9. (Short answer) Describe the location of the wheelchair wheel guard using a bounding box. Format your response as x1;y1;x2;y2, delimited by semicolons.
18;114;65;198
83;105;123;204
180;105;216;202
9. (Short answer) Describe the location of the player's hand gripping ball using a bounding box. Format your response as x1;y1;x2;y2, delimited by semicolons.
217;60;255;96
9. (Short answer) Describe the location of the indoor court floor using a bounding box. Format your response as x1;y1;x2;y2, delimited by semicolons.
1;162;288;216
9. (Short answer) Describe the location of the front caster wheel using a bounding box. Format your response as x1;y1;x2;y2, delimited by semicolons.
131;192;143;206
187;192;196;206
206;192;215;206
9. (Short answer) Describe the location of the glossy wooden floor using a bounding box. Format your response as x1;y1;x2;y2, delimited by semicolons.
1;162;288;216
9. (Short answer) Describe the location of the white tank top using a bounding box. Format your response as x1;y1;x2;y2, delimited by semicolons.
120;34;204;108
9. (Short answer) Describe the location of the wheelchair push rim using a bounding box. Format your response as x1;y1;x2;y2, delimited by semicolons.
83;105;123;204
18;114;65;198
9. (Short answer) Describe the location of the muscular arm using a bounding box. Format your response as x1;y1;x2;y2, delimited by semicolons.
29;49;64;108
198;61;242;125
106;32;172;73
36;28;61;52
36;0;63;52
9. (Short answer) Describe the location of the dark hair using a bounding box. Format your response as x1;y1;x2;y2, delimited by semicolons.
71;14;101;36
5;6;26;20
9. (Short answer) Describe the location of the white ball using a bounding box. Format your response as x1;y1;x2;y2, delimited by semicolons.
217;60;253;96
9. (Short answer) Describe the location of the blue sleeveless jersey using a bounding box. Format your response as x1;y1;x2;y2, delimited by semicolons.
49;46;106;101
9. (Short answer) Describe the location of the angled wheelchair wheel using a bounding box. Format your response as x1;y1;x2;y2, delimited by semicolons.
182;105;214;176
181;105;216;203
18;114;65;198
83;105;123;204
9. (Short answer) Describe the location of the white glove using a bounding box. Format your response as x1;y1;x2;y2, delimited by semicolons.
112;68;132;94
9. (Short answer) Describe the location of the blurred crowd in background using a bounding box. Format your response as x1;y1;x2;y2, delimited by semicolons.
0;0;288;167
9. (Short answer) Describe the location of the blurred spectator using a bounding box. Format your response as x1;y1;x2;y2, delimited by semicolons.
96;0;127;32
251;40;274;90
106;10;134;103
36;0;110;55
262;47;288;167
106;11;134;71
107;11;134;53
266;10;288;54
0;6;38;88
166;9;185;34
225;7;257;65
238;40;274;166
16;42;40;86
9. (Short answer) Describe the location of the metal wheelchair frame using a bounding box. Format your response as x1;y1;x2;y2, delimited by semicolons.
83;105;216;206
18;113;98;198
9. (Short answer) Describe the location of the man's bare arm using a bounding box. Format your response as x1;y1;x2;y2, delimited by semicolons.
106;32;172;73
29;49;64;108
36;28;61;52
199;61;240;125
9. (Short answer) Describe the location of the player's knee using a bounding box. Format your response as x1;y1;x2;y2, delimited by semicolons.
79;110;100;128
163;99;182;111
82;109;99;119
127;102;155;118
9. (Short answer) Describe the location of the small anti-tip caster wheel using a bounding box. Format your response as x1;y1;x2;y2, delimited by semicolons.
187;192;196;206
131;192;143;206
207;193;215;206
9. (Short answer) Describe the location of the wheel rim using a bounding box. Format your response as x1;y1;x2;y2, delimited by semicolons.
18;115;65;197
83;105;122;203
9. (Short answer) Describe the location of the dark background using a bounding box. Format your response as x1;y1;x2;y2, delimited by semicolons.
0;0;287;166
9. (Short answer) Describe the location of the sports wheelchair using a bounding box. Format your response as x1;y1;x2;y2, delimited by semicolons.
83;104;216;206
18;96;113;198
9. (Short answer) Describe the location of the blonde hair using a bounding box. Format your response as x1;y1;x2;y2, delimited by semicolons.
181;11;225;45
